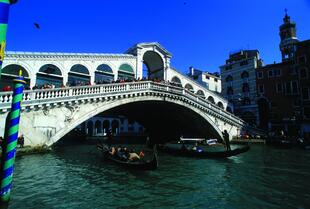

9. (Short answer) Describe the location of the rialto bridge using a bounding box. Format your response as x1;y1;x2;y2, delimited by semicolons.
0;42;244;146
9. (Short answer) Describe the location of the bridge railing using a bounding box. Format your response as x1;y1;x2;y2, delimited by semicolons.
0;81;243;125
148;82;243;125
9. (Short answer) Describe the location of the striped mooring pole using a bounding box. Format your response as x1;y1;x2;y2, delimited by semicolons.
0;72;25;203
0;0;18;78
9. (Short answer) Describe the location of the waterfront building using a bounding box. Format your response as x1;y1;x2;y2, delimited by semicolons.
188;66;221;93
256;61;298;133
296;40;310;136
78;116;144;136
220;50;263;125
256;12;310;136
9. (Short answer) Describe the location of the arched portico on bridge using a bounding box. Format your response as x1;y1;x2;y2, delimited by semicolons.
36;64;64;88
95;64;114;84
0;64;31;90
126;42;172;80
142;51;165;80
118;63;135;80
68;64;90;86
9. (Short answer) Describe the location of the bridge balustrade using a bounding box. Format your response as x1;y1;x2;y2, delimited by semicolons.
0;81;243;126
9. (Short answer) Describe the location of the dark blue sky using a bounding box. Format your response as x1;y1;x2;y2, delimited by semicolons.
5;0;310;74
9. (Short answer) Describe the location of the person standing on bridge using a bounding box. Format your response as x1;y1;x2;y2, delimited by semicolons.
222;130;231;151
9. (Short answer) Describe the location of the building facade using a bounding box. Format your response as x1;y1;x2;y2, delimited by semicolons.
296;40;310;135
256;61;299;134
188;66;221;93
256;12;310;136
220;50;263;125
78;116;144;136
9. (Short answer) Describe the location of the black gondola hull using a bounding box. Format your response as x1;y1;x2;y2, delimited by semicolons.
161;145;250;158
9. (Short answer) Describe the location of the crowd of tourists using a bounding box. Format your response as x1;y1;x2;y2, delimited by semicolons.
1;76;186;92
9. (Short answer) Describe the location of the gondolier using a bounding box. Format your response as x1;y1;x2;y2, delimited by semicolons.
223;130;231;151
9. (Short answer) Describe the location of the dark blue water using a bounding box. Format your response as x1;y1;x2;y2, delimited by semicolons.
7;145;310;209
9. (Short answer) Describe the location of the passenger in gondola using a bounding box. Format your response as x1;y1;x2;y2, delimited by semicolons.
109;146;117;155
139;150;145;158
129;152;140;161
116;147;129;161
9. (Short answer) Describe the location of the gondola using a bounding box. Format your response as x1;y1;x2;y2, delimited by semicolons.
98;144;158;170
161;144;250;158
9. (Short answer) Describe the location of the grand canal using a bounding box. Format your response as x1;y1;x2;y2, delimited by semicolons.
6;144;310;209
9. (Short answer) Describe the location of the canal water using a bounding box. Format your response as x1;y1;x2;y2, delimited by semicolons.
6;144;310;209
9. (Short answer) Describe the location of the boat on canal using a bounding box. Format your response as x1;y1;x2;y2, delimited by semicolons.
160;138;250;158
98;144;158;170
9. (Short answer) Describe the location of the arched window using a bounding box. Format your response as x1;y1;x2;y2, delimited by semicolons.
171;76;182;87
241;71;249;79
242;83;250;92
227;86;234;95
95;120;102;134
185;83;194;93
226;106;232;112
87;121;94;136
102;120;110;134
95;64;114;84
242;97;251;105
36;64;63;88
39;64;62;75
225;75;233;82
1;64;31;90
111;120;120;134
196;90;205;98
217;102;224;109
68;64;90;86
118;64;134;81
208;96;215;104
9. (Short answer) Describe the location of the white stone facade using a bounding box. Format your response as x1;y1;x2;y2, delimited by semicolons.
198;72;222;93
2;51;136;88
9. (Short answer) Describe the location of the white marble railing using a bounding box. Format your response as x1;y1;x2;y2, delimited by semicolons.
0;81;243;125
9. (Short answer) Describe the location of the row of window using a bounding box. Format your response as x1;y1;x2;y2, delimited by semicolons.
226;83;250;95
228;97;252;106
205;75;218;82
257;81;299;95
225;60;249;70
257;67;309;79
225;71;249;82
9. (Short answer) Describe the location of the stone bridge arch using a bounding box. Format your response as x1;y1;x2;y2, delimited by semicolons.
0;82;244;147
43;96;224;146
9;90;237;147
